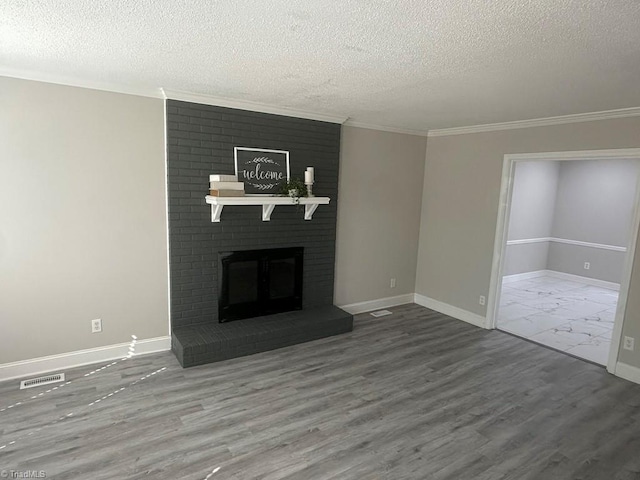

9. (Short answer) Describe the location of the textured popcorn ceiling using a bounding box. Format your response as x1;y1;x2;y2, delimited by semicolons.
2;0;640;130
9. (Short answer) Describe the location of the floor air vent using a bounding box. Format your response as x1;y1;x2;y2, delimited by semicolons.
20;373;65;390
370;310;393;318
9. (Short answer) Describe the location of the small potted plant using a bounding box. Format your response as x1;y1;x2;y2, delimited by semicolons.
279;178;308;206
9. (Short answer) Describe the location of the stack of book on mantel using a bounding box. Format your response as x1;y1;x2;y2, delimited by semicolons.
209;174;245;197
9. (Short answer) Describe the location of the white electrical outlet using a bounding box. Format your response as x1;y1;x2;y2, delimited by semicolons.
91;318;102;333
623;336;635;351
479;295;486;306
390;278;396;288
584;262;590;270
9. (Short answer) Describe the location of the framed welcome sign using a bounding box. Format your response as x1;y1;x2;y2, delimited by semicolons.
234;147;290;195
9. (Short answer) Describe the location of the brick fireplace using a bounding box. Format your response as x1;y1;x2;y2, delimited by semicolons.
166;100;353;367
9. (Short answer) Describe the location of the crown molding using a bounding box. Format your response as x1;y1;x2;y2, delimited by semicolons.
504;148;640;162
5;69;638;135
0;68;164;99
161;88;348;125
343;120;428;137
427;107;640;137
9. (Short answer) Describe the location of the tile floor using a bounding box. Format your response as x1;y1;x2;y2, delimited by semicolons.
497;275;618;365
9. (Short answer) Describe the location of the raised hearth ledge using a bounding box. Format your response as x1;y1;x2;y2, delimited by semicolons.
171;305;353;367
205;196;330;222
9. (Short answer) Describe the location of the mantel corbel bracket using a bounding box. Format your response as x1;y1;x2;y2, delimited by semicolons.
304;203;319;220
211;204;224;222
262;204;276;221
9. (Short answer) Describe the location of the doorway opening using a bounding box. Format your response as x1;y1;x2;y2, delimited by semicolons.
487;149;640;372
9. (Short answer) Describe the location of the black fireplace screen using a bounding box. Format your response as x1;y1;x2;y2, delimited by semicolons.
218;247;303;322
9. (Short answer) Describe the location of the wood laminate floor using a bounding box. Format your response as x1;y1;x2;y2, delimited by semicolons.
1;304;640;479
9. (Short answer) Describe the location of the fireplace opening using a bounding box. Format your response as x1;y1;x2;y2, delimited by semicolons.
218;247;303;323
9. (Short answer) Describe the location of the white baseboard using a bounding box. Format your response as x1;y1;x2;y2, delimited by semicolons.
544;271;620;291
339;294;415;315
413;294;487;329
501;270;547;284
502;270;620;291
0;336;171;383
615;362;640;385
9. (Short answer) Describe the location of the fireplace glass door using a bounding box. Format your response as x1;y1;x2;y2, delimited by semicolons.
218;247;303;322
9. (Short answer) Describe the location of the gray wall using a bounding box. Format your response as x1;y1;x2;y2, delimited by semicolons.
504;242;550;276
504;161;559;275
508;161;559;240
546;160;638;282
415;115;640;369
0;77;169;364
547;243;626;283
335;126;427;306
552;160;638;246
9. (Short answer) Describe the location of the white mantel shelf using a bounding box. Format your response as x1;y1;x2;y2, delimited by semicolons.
205;196;330;222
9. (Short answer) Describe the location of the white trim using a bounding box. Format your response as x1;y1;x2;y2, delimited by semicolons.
614;362;640;385
506;237;627;252
506;237;551;246
339;294;414;315
343;120;428;137
607;160;640;372
414;294;487;329
544;270;621;291
3;70;638;135
163;100;173;338
485;148;640;376
0;337;171;383
205;195;330;222
161;88;347;125
501;270;548;284
486;154;517;332
502;270;620;291
551;238;626;252
427;107;640;137
0;69;164;99
502;149;640;162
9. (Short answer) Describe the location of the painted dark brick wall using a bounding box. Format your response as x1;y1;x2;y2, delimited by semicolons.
166;100;341;328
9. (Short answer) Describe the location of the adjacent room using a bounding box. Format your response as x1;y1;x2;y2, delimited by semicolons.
2;1;640;479
497;159;639;365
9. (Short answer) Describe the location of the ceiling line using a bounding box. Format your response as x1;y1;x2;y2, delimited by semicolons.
427;107;640;137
